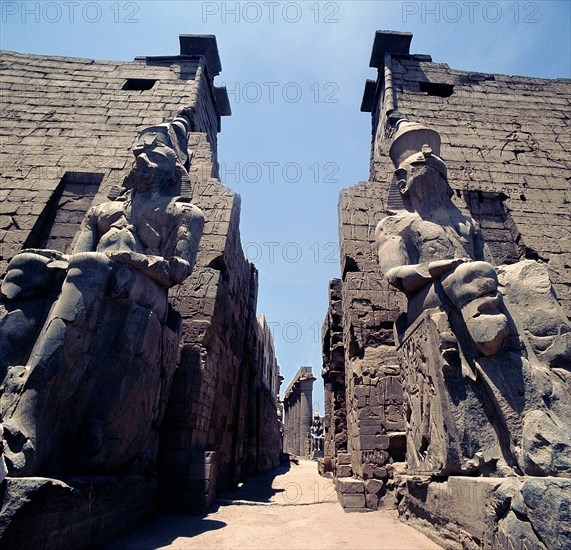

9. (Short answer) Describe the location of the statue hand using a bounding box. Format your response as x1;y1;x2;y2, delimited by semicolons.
427;257;470;277
168;257;192;285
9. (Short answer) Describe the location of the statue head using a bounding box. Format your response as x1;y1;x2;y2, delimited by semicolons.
389;120;450;200
124;117;192;197
312;410;321;426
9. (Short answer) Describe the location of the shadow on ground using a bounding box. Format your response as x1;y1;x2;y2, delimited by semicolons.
108;515;226;550
108;462;292;549
215;462;291;505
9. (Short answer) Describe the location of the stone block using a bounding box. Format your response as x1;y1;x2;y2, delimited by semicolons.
500;477;571;550
336;477;365;494
360;434;389;451
364;478;384;495
362;464;389;480
339;493;366;509
399;476;504;548
365;493;379;510
335;464;352;477
337;452;351;465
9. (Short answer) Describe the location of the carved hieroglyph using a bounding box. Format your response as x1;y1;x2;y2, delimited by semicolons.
376;119;571;478
0;117;204;476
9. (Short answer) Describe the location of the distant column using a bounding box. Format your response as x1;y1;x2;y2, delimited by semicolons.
292;387;300;455
283;367;316;458
299;375;315;457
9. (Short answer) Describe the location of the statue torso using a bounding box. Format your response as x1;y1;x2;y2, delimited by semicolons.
93;196;183;257
382;210;479;263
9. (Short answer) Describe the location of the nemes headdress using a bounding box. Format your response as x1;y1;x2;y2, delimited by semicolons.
389;119;442;169
134;117;191;171
117;117;193;199
385;119;450;212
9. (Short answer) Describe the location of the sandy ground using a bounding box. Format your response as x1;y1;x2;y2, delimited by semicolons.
108;460;442;550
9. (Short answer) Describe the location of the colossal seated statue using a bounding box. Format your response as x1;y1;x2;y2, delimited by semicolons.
0;117;204;477
376;120;570;477
376;121;512;357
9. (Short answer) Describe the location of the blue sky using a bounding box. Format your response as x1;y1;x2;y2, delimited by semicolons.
2;0;570;411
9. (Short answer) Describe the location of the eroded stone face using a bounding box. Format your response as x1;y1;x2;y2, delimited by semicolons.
0;117;204;478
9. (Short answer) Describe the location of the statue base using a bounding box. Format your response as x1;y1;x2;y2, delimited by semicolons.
0;475;156;549
397;475;571;550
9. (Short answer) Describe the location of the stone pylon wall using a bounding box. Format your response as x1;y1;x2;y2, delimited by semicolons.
321;279;350;477
0;35;282;523
326;30;571;512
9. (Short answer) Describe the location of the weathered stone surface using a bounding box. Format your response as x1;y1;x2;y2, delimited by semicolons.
398;310;503;477
324;29;571;546
338;493;366;510
337;477;365;495
0;476;156;550
0;35;282;546
378;119;571;481
398;475;571;549
398;476;501;548
321;278;347;475
0;250;68;381
498;260;571;368
498;477;571;549
377;120;512;358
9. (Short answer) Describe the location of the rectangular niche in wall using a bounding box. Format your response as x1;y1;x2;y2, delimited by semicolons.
122;78;157;91
23;172;104;254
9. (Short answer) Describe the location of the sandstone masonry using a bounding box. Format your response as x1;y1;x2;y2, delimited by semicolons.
0;35;282;548
322;30;571;547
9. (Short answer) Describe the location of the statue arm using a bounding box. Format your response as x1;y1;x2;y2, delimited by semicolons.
73;206;99;253
377;218;431;293
171;203;205;276
111;203;205;288
386;258;468;294
108;251;186;288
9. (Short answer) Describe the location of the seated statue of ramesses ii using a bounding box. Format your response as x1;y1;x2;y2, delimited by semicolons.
376;120;571;477
376;121;511;357
0;116;204;477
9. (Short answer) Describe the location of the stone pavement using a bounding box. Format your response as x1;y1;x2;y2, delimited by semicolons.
108;460;442;550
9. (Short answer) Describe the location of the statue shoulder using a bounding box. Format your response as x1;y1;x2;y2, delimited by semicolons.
171;199;204;221
92;201;124;216
376;212;415;240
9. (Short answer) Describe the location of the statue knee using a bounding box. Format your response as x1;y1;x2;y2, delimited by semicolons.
1;251;68;301
441;260;499;309
67;251;111;276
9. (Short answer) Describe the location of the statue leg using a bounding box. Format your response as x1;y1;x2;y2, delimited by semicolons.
0;251;68;381
1;252;112;476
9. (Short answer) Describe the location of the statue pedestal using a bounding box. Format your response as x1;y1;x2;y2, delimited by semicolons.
397;475;571;550
0;475;156;549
